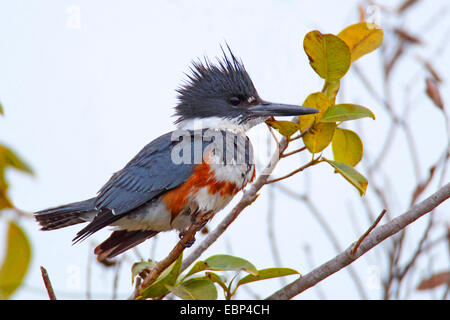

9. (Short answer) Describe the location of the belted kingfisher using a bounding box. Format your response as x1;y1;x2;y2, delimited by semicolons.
35;47;318;261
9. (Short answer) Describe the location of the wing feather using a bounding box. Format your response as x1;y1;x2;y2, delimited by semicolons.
94;132;196;215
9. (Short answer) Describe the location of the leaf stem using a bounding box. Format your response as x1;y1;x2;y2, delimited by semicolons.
265;158;320;184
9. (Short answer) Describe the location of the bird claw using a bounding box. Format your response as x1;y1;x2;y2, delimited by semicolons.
178;231;196;248
178;211;212;248
191;210;213;227
181;238;196;248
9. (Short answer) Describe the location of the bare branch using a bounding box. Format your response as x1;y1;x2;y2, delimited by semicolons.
266;183;450;300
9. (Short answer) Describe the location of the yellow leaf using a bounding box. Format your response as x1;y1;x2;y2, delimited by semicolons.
266;120;300;137
303;123;336;154
0;145;33;176
338;22;384;62
0;221;32;299
332;128;363;167
323;80;340;103
303;31;351;81
299;92;335;153
298;92;333;130
0;188;13;211
0;146;33;210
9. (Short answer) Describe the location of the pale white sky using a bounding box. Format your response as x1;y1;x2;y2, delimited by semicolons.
0;0;448;299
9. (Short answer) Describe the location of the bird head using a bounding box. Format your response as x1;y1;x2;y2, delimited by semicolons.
174;46;319;131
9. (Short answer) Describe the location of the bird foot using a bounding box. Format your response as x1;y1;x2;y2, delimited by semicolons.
179;231;196;248
191;210;213;227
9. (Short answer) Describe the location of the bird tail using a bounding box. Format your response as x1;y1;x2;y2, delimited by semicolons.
34;198;96;231
94;229;159;261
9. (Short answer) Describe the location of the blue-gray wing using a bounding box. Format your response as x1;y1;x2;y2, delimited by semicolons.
94;131;197;215
72;129;239;243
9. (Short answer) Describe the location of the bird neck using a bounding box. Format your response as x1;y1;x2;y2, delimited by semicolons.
176;117;265;133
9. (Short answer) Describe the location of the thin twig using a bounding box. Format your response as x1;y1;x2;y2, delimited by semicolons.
129;277;142;300
13;208;34;219
112;258;122;300
397;212;434;281
281;146;307;158
266;185;286;286
265;159;319;185
40;266;57;300
86;242;93;300
351;209;387;255
267;125;280;146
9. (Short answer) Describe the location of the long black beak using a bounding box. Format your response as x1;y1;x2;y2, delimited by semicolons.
248;101;319;117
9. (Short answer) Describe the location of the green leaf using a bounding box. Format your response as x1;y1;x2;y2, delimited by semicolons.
183;255;258;280
167;278;218;300
204;271;228;294
332;128;363;167
236;268;300;288
203;255;258;275
179;271;228;297
0;102;3;115
139;253;183;299
182;260;209;280
266;120;300;137
324;159;368;196
303;30;351;81
337;22;384;62
0;221;32;299
320;104;375;122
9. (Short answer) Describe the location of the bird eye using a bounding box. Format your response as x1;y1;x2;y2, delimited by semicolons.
229;96;241;106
